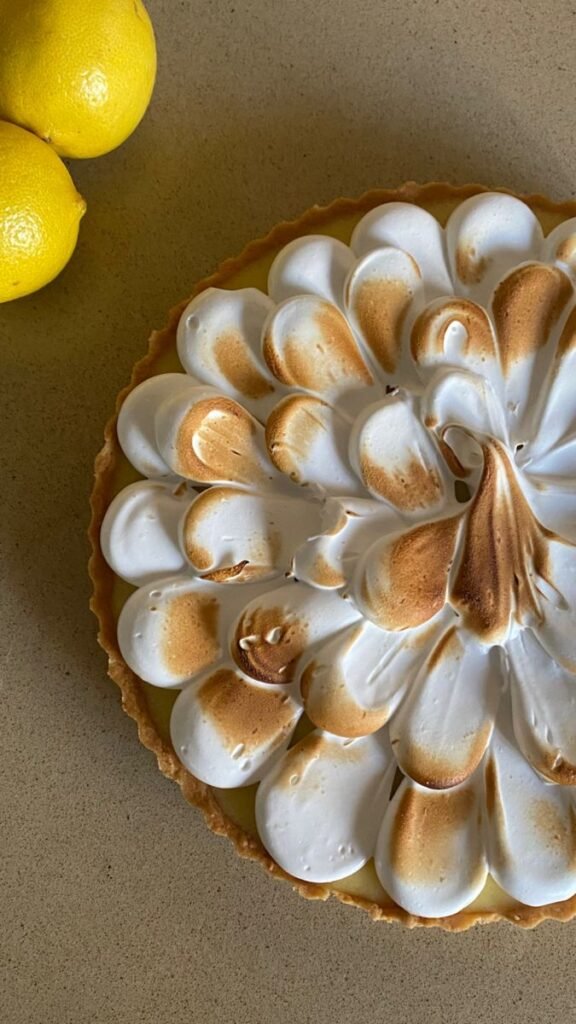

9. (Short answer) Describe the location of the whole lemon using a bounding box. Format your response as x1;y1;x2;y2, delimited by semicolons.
0;120;86;303
0;0;157;159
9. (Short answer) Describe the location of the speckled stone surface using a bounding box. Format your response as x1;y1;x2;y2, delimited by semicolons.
3;1;576;1020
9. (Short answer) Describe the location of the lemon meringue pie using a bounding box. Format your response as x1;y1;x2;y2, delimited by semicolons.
90;184;576;929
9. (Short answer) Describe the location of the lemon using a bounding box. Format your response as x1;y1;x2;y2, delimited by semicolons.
0;0;157;159
0;120;86;303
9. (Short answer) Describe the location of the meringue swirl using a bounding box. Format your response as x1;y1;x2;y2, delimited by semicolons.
101;192;576;918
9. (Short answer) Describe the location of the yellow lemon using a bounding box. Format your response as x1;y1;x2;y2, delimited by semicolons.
0;0;157;159
0;120;86;303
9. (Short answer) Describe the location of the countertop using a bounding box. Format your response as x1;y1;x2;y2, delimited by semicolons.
3;1;576;1021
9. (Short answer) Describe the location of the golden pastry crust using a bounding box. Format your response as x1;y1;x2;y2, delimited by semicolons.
89;181;576;930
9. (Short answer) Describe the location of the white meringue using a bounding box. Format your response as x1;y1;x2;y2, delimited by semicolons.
256;731;395;883
176;288;278;419
117;373;200;479
268;234;355;309
101;480;192;586
171;665;301;787
375;774;488;918
102;192;576;918
351;201;452;299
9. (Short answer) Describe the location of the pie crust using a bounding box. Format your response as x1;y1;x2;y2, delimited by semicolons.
89;182;576;929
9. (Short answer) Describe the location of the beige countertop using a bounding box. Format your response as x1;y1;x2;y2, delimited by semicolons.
3;1;576;1020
